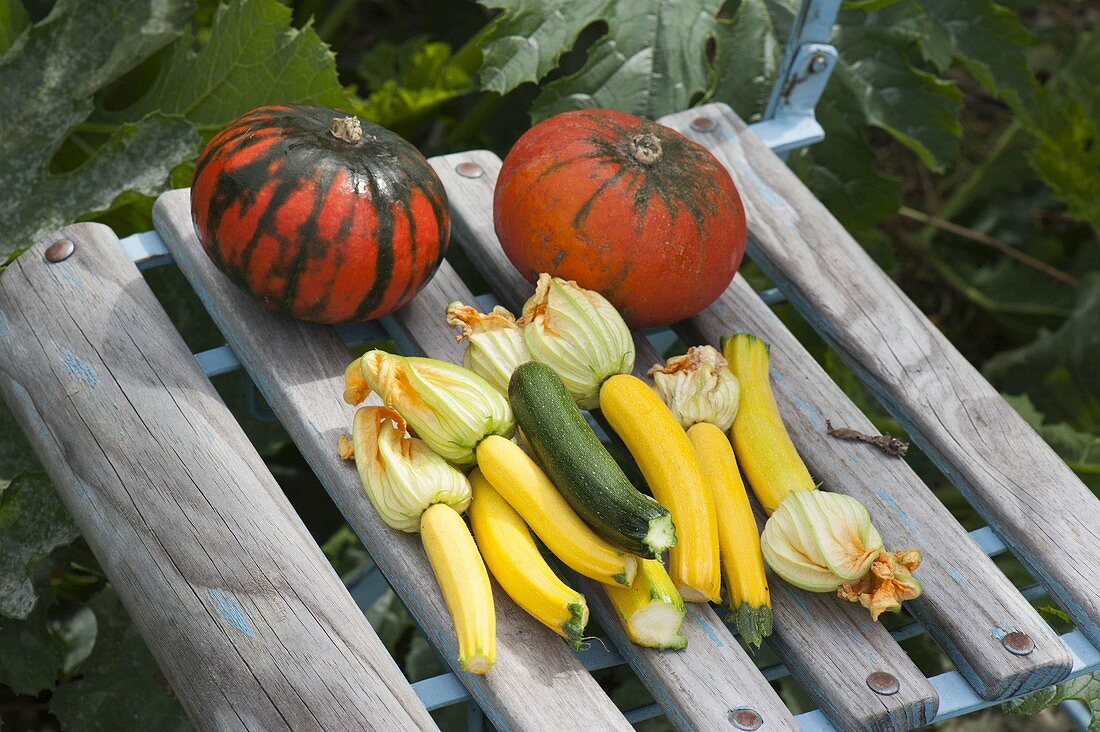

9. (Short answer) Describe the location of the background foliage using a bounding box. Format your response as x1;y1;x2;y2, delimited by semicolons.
0;0;1097;728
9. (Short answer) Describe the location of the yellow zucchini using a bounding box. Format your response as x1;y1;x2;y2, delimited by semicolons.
420;503;495;674
605;559;687;650
599;374;721;603
475;435;638;587
687;422;773;649
723;333;815;513
469;469;589;647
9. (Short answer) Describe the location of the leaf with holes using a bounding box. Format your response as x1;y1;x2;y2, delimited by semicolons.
0;0;193;261
532;0;723;120
475;0;612;94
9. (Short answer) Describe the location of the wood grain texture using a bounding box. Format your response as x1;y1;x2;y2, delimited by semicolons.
152;190;630;732
430;151;938;731
0;224;435;732
663;102;1099;659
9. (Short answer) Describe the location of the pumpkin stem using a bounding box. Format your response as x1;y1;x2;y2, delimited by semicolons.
330;116;364;144
629;133;663;165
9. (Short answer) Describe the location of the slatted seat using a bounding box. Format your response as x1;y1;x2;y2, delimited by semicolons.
4;1;1100;727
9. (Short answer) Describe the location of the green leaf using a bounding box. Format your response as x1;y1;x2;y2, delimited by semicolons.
827;2;964;171
105;0;349;129
1002;393;1100;488
708;0;782;123
1025;32;1100;232
0;0;192;260
475;0;612;94
788;94;903;235
50;588;190;732
0;0;29;55
0;564;65;694
5;116;199;262
0;472;79;620
915;0;1034;114
1004;670;1100;729
532;0;723;120
354;35;476;128
0;401;40;490
985;276;1100;432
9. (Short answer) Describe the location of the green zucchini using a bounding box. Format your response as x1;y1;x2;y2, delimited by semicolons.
508;361;675;558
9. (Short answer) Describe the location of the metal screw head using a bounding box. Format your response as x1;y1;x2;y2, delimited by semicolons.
729;707;762;731
44;239;74;263
1002;631;1035;656
866;671;900;696
809;53;828;74
455;161;484;179
690;116;716;132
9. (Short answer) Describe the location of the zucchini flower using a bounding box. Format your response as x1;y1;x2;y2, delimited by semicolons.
648;346;740;431
356;350;515;466
446;302;530;395
760;489;922;620
342;407;471;532
520;274;634;409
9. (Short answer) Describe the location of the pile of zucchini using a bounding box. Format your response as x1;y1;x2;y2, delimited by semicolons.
341;274;923;675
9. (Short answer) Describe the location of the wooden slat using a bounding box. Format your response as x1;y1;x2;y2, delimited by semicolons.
430;151;939;731
0;224;434;732
152;191;631;732
665;102;1100;653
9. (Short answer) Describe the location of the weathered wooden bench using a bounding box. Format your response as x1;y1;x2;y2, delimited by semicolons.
4;2;1100;729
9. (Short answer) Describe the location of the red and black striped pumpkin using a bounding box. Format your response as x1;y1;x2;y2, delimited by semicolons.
191;105;449;323
494;109;746;328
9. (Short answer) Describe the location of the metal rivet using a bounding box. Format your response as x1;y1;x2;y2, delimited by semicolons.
44;239;75;263
1002;631;1035;656
690;116;716;132
729;707;762;730
808;53;828;74
455;161;484;179
866;671;900;696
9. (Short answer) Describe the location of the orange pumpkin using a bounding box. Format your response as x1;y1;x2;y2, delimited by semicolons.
493;109;746;328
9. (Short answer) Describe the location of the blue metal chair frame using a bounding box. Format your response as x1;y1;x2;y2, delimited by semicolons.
114;1;1098;727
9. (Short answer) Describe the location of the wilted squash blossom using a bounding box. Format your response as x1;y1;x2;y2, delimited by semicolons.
761;489;922;620
341;407;471;532
648;346;740;431
446;302;530;395
356;350;514;466
521;274;634;409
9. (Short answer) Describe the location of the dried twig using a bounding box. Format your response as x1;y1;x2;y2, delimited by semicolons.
825;420;909;458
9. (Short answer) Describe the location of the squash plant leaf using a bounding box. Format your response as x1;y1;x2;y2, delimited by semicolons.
354;35;479;129
477;0;722;120
0;561;66;695
101;0;348;130
0;0;193;262
710;0;782;123
985;275;1100;434
0;472;80;620
532;0;723;121
0;0;29;55
914;0;1035;116
475;0;613;94
1025;32;1100;232
0;0;352;264
1004;670;1100;728
50;587;189;732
